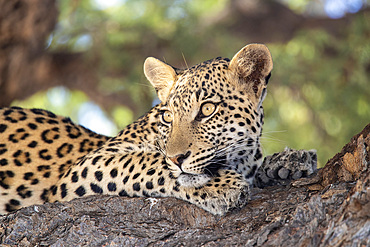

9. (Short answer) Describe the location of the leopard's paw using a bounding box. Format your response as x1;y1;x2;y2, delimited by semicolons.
254;147;317;188
184;170;250;216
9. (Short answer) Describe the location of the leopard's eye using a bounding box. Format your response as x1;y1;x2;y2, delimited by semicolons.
162;110;173;124
201;102;216;117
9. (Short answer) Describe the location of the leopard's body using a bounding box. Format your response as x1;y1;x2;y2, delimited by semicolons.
0;108;110;213
0;44;314;215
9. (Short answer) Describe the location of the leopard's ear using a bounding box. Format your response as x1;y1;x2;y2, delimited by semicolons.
144;57;177;102
229;44;273;102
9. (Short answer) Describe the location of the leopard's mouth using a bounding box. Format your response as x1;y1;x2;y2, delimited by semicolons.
203;154;227;176
166;153;226;178
163;157;210;187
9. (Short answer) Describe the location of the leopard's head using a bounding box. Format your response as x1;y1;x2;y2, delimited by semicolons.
144;44;273;187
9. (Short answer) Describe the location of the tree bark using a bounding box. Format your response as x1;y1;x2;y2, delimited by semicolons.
1;123;369;246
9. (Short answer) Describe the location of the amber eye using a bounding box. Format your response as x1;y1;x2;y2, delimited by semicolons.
201;102;216;117
162;110;173;124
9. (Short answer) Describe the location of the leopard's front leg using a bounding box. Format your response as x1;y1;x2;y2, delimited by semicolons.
174;170;250;216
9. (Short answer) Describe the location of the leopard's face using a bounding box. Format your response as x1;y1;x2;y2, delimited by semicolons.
145;45;273;187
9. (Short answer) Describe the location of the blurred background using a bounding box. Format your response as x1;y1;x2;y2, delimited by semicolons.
1;0;369;167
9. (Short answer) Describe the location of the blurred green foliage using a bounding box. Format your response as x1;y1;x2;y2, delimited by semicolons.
13;0;370;166
265;16;370;165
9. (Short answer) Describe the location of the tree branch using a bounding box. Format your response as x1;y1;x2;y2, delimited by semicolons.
209;0;369;43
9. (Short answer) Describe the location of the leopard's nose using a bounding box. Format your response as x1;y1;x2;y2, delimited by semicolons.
169;151;191;168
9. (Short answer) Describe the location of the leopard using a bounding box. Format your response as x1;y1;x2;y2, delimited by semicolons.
0;44;316;216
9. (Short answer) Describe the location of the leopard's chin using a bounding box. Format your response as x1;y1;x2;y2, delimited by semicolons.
177;173;210;188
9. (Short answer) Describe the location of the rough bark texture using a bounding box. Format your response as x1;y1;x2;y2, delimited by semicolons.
1;124;369;246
